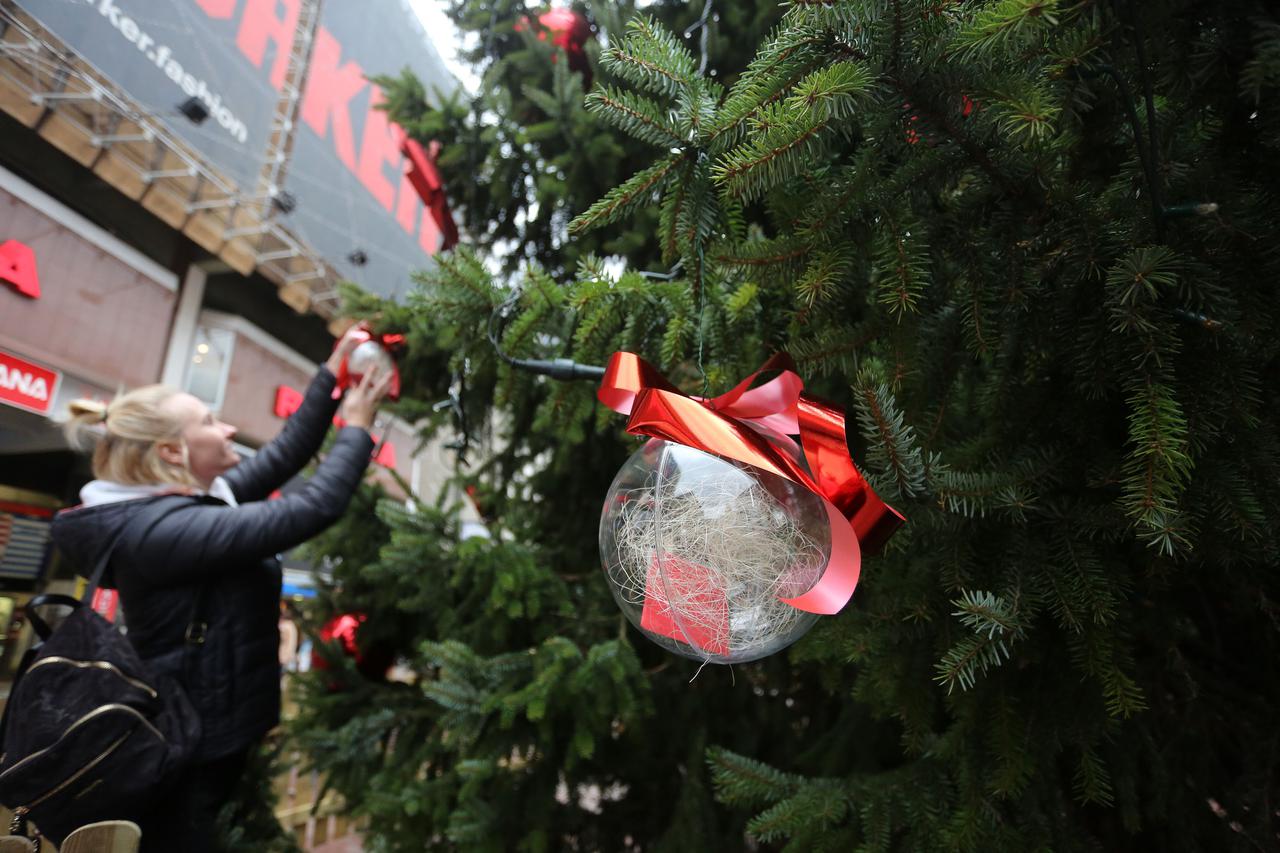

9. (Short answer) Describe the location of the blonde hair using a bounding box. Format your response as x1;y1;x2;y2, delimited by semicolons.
65;385;199;489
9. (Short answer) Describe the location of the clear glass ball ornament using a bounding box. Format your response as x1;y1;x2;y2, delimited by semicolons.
599;438;832;664
346;340;394;381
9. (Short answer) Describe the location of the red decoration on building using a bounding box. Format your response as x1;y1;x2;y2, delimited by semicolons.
400;137;459;252
0;240;40;299
516;7;593;81
274;385;305;419
274;382;398;468
373;441;397;469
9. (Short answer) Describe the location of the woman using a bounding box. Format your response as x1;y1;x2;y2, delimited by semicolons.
50;328;392;851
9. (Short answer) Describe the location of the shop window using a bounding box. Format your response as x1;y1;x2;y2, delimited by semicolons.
185;325;235;411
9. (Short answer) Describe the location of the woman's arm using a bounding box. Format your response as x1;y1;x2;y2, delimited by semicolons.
221;328;364;503
124;426;376;584
221;367;341;504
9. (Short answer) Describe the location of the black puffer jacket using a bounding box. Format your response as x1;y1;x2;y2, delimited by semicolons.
50;367;373;761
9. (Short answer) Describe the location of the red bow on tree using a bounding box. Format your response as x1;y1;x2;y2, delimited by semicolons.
598;351;905;615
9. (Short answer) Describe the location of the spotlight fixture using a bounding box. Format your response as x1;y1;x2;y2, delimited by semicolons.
271;191;297;215
346;249;368;266
177;96;209;125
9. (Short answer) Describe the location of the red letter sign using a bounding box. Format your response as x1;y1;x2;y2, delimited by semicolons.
0;240;40;299
236;0;301;90
0;349;60;415
300;28;366;170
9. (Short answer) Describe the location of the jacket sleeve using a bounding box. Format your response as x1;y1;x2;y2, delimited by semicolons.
124;426;375;585
222;366;343;504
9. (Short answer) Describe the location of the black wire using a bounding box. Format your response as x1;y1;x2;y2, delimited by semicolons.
684;0;714;77
487;292;605;380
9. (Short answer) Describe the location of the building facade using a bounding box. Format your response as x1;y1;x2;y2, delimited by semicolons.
0;1;465;693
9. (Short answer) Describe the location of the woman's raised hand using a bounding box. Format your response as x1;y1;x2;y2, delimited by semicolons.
325;325;368;375
341;366;395;431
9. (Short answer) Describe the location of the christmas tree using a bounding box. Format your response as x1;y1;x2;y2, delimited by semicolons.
292;1;1280;850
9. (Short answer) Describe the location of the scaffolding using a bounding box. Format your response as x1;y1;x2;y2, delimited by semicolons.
0;0;340;319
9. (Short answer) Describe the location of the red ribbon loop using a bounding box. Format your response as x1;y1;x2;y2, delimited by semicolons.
598;351;904;615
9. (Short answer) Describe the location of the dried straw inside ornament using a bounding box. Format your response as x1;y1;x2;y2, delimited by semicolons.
606;450;827;660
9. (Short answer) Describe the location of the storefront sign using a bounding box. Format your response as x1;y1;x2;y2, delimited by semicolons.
0;348;60;415
0;239;40;298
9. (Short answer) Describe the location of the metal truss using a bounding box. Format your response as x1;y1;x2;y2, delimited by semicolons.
257;0;323;220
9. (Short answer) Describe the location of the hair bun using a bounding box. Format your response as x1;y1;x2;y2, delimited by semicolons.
64;398;111;451
68;399;109;423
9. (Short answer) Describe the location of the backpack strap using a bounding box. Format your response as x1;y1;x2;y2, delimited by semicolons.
81;501;210;644
23;594;84;642
79;520;127;605
20;519;126;642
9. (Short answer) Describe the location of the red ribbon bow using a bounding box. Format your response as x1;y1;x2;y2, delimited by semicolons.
598;352;904;615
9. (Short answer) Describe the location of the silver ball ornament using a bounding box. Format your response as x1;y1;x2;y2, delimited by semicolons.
346;340;394;382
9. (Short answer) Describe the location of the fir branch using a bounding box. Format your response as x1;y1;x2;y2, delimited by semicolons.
852;373;927;501
790;321;881;378
707;26;829;148
787;0;884;35
1066;628;1148;719
746;784;850;843
1073;745;1115;807
713;108;833;200
951;0;1061;63
713;237;810;271
872;214;931;319
675;155;721;264
1121;381;1194;555
991;84;1061;144
795;245;853;308
658;159;695;262
934;590;1026;693
1241;18;1280;103
569;153;683;234
931;464;1038;520
707;747;804;808
599;15;698;99
890;79;1029;203
725;281;761;324
585;87;684;148
784;61;876;122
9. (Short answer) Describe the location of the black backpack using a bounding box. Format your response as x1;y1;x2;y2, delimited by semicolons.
0;533;203;847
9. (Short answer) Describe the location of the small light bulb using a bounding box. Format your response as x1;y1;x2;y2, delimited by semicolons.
197;343;209;354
